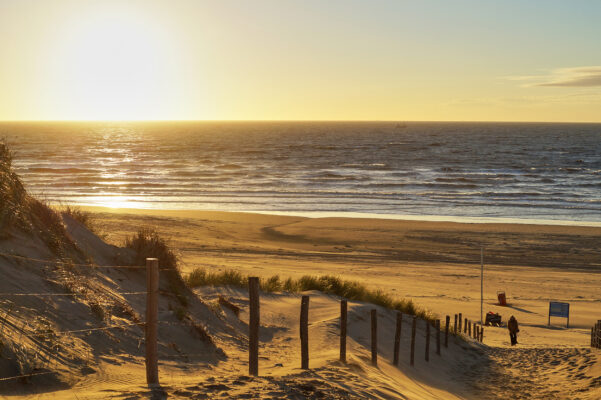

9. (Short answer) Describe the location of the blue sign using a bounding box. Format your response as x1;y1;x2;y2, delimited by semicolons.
549;302;569;318
548;302;570;328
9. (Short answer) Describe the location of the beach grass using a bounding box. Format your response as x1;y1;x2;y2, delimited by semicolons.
185;267;433;320
124;228;179;270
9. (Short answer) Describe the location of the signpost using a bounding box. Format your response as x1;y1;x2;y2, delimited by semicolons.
548;302;570;328
480;247;483;324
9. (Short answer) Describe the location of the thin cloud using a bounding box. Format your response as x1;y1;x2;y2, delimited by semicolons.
532;66;601;87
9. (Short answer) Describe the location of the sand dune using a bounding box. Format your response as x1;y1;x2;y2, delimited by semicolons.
2;207;600;399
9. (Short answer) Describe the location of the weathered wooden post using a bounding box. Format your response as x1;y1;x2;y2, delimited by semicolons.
249;277;260;376
300;295;310;369
145;258;159;386
454;314;458;334
445;315;450;347
464;318;468;334
393;311;402;365
458;313;462;333
425;320;430;362
410;316;417;366
436;319;441;355
340;300;347;362
480;327;484;342
468;320;472;337
371;309;378;366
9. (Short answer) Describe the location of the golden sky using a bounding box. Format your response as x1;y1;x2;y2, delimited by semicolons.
1;0;600;122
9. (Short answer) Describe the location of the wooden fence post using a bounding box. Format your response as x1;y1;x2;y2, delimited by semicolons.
393;312;402;365
458;313;462;334
445;315;450;347
300;296;309;369
145;258;159;386
480;327;484;343
425;320;430;362
371;309;378;366
249;277;260;376
410;316;417;366
454;314;458;334
436;319;441;355
340;300;347;362
464;318;468;334
468;320;471;338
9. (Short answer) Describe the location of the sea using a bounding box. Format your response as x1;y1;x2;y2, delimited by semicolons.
1;121;600;225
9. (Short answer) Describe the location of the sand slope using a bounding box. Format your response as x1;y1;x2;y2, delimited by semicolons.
2;208;600;399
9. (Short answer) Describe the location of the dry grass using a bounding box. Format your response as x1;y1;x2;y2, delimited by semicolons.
124;228;191;311
124;228;178;270
1;141;77;256
0;141;29;230
185;268;433;320
62;205;100;235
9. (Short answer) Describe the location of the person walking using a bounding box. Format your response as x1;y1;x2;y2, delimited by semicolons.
508;315;519;345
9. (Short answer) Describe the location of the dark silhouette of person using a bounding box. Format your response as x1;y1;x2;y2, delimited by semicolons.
508;315;519;345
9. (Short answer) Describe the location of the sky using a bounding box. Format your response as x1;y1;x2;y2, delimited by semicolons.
0;0;600;122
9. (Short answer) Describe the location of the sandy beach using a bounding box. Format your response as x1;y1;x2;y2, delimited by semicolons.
1;204;600;399
68;207;600;398
89;207;601;347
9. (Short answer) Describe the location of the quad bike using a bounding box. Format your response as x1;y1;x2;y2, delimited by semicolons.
485;312;503;327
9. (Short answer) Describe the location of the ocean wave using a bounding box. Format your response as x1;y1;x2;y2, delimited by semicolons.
5;121;601;221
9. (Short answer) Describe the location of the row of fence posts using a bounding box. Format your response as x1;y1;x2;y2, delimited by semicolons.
142;264;487;384
245;277;484;376
591;320;601;349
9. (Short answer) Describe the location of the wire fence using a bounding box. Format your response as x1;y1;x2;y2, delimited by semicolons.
0;251;174;271
0;255;486;387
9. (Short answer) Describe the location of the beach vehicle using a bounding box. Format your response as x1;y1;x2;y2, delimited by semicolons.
485;312;503;326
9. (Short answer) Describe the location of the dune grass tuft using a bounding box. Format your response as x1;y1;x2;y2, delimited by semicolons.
62;205;100;235
185;267;433;320
0;141;28;230
124;228;179;270
1;141;78;255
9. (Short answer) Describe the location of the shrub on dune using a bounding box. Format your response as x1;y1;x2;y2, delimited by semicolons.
124;228;178;270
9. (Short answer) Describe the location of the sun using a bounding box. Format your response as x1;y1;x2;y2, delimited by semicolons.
47;7;178;120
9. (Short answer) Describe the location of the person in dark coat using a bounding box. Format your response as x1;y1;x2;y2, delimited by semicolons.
508;315;519;345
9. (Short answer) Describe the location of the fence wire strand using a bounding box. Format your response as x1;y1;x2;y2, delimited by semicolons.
0;291;146;297
0;370;57;382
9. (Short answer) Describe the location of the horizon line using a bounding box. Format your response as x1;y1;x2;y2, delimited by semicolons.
1;119;601;124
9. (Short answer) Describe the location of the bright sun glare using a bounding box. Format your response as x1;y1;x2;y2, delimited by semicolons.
49;8;176;120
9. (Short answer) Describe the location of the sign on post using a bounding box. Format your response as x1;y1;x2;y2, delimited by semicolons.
548;302;569;328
